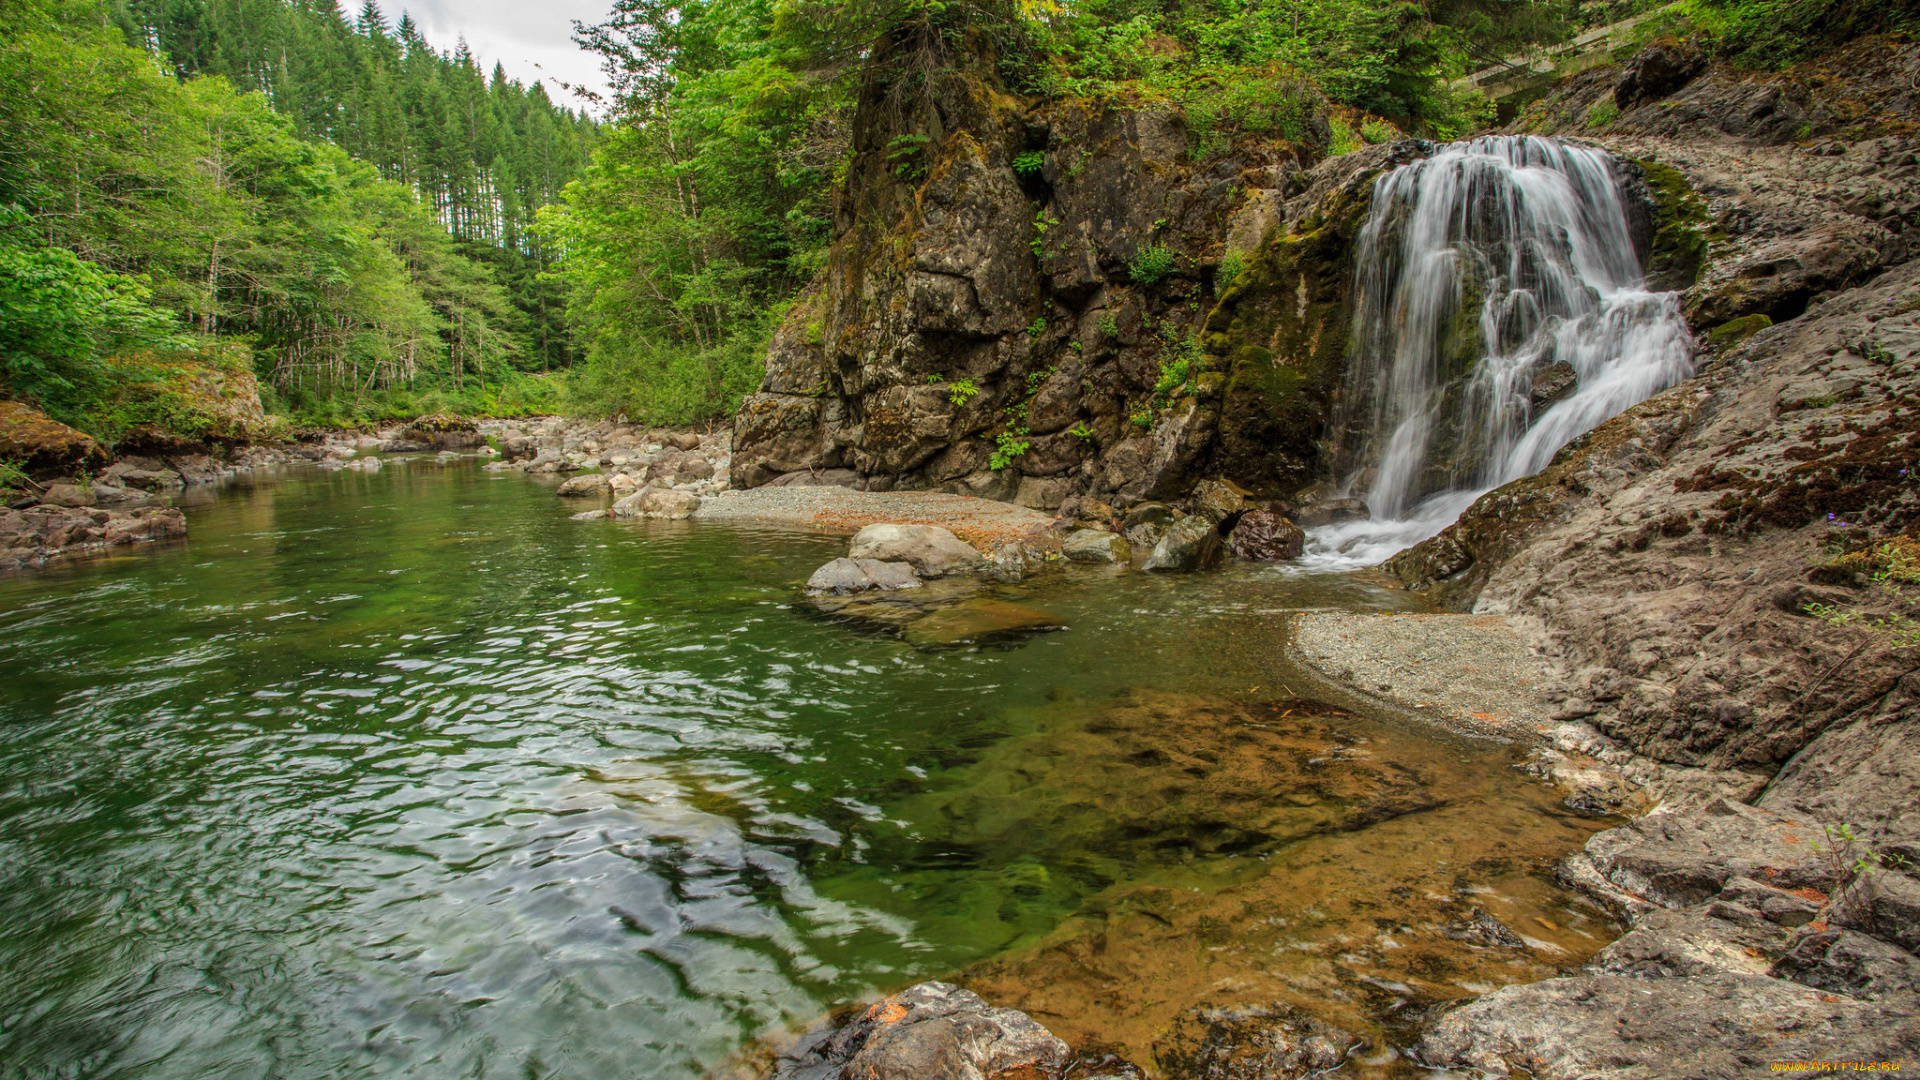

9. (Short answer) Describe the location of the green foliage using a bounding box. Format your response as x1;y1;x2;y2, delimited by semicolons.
1027;316;1047;338
1641;0;1920;71
1068;422;1095;442
1327;116;1364;156
0;458;28;493
1012;150;1046;175
1585;98;1620;129
1804;540;1920;650
947;377;979;406
0;208;180;420
1360;117;1398;143
1099;313;1120;337
1129;245;1177;285
886;133;933;182
1217;250;1247;293
1129;409;1152;430
1150;332;1203;410
989;431;1030;471
1032;208;1060;258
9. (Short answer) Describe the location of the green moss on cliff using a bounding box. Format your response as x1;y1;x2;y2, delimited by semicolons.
1200;183;1374;497
1637;159;1710;292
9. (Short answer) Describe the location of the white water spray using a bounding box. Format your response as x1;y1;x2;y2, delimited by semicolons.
1302;136;1694;571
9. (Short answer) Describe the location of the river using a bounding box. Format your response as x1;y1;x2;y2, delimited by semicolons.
0;458;1612;1079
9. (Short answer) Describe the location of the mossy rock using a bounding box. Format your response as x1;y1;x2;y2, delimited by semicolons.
1635;159;1710;292
1200;182;1376;497
1704;313;1773;354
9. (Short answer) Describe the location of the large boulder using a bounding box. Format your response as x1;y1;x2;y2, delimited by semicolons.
555;474;609;497
1188;479;1248;524
39;483;97;508
611;488;700;519
806;558;922;595
1062;528;1130;564
1143;516;1223;573
765;982;1068;1080
848;523;985;577
0;401;108;478
1227;509;1304;561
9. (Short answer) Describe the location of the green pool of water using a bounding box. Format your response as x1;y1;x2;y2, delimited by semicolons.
0;459;1495;1079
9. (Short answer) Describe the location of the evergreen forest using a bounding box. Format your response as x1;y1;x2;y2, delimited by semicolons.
1;0;1912;438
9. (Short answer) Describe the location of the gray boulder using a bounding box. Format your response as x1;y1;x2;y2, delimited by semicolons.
612;488;700;519
1063;528;1130;564
1188;479;1247;524
1144;516;1223;573
555;473;609;497
40;483;96;508
806;558;922;595
849;523;985;577
765;981;1068;1080
1416;971;1920;1079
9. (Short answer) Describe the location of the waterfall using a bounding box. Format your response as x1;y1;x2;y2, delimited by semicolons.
1302;136;1695;571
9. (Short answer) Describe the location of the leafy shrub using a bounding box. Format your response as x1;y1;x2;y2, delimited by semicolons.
1129;245;1176;285
947;378;979;407
560;312;771;426
1099;313;1120;337
1327;117;1363;156
1012;150;1046;175
989;431;1030;470
0;458;28;493
1360;117;1398;144
886;133;932;182
1217;250;1247;292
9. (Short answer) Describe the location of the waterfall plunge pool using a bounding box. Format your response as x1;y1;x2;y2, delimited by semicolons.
0;458;1617;1079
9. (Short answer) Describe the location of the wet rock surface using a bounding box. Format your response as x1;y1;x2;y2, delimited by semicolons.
0;504;187;570
765;981;1069;1080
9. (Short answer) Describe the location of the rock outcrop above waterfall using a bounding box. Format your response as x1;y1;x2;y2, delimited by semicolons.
729;69;1419;507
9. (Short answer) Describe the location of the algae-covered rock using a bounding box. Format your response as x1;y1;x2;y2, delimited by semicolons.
0;401;109;478
1144;516;1223;573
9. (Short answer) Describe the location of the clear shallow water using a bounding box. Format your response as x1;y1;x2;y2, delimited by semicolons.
0;460;1601;1079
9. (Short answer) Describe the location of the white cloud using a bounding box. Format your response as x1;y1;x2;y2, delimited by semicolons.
376;1;616;112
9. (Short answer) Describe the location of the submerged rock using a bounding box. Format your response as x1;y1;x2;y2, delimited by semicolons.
1227;510;1304;561
900;599;1065;649
1143;516;1223;573
1062;528;1130;564
849;522;986;577
765;981;1068;1080
1156;1002;1355;1080
806;557;921;595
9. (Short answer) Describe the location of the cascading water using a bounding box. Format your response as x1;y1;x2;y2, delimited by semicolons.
1302;135;1695;570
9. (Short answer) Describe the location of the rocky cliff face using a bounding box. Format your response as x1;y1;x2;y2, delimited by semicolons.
731;69;1426;510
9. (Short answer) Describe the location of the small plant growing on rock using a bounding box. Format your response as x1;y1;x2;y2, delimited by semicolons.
927;372;944;384
0;458;28;494
1585;99;1620;129
1129;245;1176;285
1327;117;1361;156
1069;422;1095;442
1217;250;1246;292
1031;208;1059;258
947;378;979;407
1360;117;1397;144
1129;409;1152;430
1027;316;1047;339
1099;313;1119;337
886;133;931;183
1012;150;1045;176
1804;539;1920;650
989;431;1030;471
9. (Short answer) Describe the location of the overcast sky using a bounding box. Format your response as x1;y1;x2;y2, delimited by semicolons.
377;1;617;112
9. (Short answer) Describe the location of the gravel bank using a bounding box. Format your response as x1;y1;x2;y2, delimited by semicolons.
694;487;1057;551
1289;611;1556;741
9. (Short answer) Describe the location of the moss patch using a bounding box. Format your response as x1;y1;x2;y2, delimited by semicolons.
1636;159;1710;292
